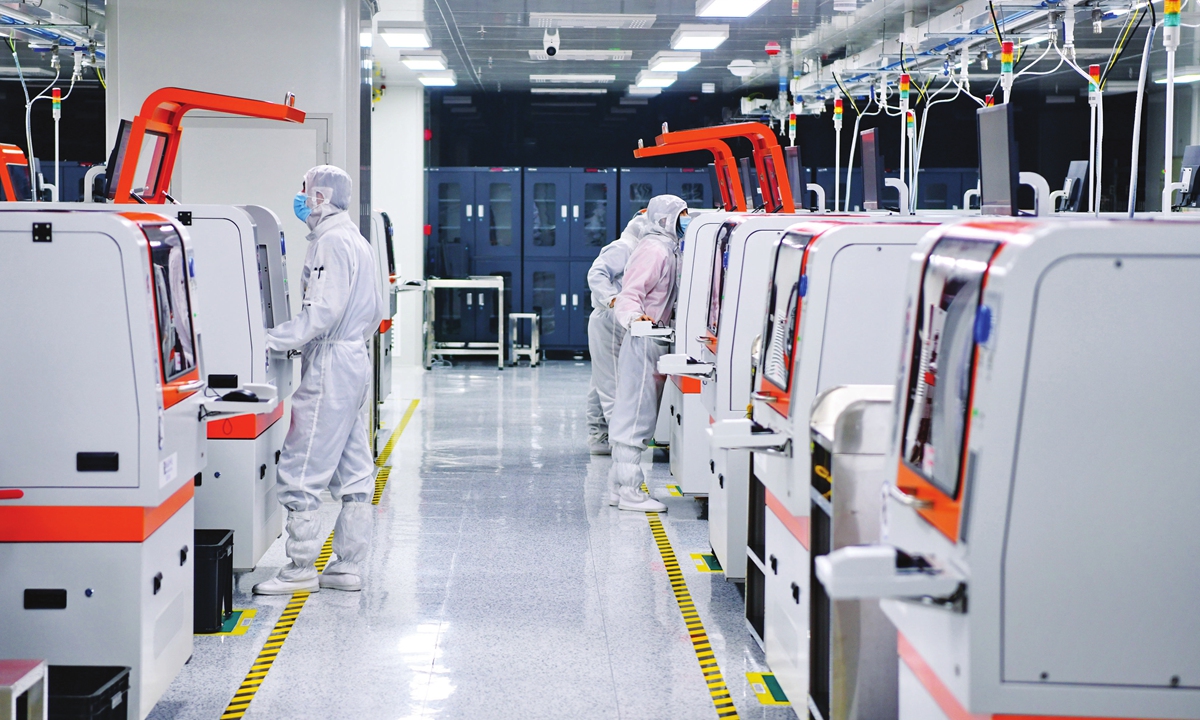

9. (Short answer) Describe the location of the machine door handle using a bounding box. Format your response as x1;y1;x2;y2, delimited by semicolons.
769;554;778;574
751;391;773;402
180;545;189;566
718;473;724;489
153;572;163;595
791;582;800;603
177;379;205;393
889;484;934;510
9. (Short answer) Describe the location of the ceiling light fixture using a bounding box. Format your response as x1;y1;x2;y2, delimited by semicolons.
529;74;616;83
402;51;448;71
671;23;730;50
527;49;633;61
378;21;431;48
419;70;457;87
530;87;608;95
727;59;756;78
1156;72;1200;84
635;70;678;88
648;51;701;73
696;0;771;18
528;12;656;29
627;84;663;97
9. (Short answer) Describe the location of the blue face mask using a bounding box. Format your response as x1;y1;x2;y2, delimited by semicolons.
678;214;691;237
293;192;311;222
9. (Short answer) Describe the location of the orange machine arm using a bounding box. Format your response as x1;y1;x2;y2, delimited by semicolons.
114;87;306;204
633;139;745;212
655;122;794;213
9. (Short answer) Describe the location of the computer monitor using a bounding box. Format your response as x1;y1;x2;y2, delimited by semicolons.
976;103;1019;216
860;128;884;211
1178;146;1200;208
104;119;133;201
738;156;756;209
1061;160;1089;212
785;146;806;209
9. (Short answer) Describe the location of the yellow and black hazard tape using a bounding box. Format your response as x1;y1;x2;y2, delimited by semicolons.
221;398;419;718
642;485;741;719
219;532;335;719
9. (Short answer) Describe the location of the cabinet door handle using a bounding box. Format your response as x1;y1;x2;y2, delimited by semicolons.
572;294;579;307
560;205;567;219
769;554;778;574
465;204;473;218
466;293;473;306
560;293;567;307
477;204;484;219
573;204;580;219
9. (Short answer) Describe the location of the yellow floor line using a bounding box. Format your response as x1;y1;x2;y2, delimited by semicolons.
220;398;419;719
641;484;741;719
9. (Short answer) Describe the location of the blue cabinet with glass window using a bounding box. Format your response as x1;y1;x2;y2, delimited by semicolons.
619;168;710;229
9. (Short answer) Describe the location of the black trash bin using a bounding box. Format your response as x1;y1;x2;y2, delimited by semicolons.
48;666;130;720
194;528;234;633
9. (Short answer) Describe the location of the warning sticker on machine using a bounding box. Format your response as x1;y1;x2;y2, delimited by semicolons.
160;452;178;487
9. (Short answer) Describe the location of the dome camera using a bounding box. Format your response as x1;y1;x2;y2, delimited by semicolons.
544;29;560;57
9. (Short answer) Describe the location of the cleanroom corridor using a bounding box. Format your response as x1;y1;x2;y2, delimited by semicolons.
146;364;791;720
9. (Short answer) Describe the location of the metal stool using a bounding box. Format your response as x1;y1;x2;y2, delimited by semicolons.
508;313;541;367
0;660;46;720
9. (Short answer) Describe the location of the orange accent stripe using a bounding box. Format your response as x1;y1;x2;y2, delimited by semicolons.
671;374;702;394
208;403;285;440
765;487;809;550
897;633;1149;720
0;481;194;543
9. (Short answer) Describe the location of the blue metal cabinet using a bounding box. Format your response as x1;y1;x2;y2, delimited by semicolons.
426;168;476;277
570;169;617;260
619;169;667;228
473;168;522;259
523;169;571;259
666;168;711;209
524;260;571;348
569;261;594;350
473;258;522;341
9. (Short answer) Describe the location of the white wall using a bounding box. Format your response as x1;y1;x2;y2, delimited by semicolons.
106;0;360;314
372;84;426;367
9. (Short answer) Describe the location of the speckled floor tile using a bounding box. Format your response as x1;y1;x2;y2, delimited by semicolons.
147;360;798;720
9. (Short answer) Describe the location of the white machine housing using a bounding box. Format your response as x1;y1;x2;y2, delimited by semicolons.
699;213;806;581
0;210;207;720
714;219;931;704
822;217;1200;719
369;209;398;414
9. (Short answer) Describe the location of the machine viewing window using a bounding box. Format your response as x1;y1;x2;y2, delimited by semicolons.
437;183;462;244
104;119;134;201
6;163;31;201
760;232;810;392
583;182;608;248
706;219;739;337
134;130;171;199
382;211;396;276
145;224;197;382
901;237;999;499
488;183;513;247
532;182;557;247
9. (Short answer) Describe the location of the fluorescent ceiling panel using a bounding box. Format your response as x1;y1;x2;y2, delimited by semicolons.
529;74;616;84
402;51;447;71
528;49;633;61
627;84;662;96
671;24;729;50
635;70;677;88
380;30;430;48
419;71;457;87
649;51;701;72
696;0;771;18
530;87;608;95
529;12;656;29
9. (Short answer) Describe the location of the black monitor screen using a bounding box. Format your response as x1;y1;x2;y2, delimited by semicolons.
785;146;805;208
738;156;755;209
104;119;133;201
1062;160;1089;212
861;128;883;210
977;104;1019;216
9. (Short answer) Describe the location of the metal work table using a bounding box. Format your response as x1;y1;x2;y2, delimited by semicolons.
423;276;505;370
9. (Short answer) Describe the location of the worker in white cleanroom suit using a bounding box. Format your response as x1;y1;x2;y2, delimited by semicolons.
606;194;689;512
585;210;650;455
253;165;387;595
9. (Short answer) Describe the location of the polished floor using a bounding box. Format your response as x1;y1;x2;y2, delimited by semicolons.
150;361;794;719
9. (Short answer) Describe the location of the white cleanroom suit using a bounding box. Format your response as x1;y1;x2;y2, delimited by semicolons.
253;165;387;595
585;211;650;454
607;195;689;513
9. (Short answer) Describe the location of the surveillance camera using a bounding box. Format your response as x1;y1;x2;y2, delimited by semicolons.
544;29;560;57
